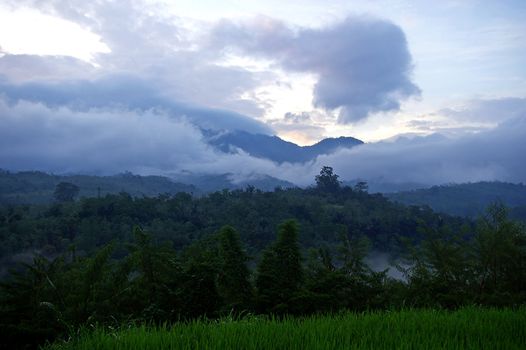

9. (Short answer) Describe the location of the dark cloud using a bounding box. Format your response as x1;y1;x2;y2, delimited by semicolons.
211;16;420;123
0;54;96;82
283;112;313;124
0;75;272;134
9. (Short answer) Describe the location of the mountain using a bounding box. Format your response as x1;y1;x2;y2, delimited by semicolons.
0;170;294;204
0;170;196;204
387;181;526;218
205;130;363;163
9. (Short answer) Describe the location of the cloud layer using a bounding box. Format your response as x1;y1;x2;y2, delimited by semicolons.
0;75;272;134
320;115;526;185
1;96;525;187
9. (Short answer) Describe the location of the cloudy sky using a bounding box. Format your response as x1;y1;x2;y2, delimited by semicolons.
1;0;525;186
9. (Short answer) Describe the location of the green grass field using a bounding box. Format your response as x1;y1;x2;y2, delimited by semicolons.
46;308;526;350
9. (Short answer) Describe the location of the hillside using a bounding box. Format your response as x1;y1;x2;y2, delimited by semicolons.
387;181;526;218
0;181;465;261
0;170;196;204
1;171;524;350
0;170;294;204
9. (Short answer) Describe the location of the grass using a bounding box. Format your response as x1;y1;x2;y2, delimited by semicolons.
45;307;526;350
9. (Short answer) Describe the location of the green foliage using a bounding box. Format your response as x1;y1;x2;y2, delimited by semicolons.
474;204;526;304
1;167;525;349
338;230;371;277
0;174;468;263
46;308;526;350
1;206;525;349
0;256;68;348
124;226;182;322
400;223;474;308
398;203;526;308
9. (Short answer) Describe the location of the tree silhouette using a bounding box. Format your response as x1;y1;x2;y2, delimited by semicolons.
217;225;253;313
256;220;303;313
315;166;340;192
53;182;80;202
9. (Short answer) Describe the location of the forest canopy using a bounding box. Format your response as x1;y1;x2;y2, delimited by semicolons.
0;168;525;349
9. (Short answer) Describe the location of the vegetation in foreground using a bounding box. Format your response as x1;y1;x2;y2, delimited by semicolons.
46;308;526;350
1;167;525;349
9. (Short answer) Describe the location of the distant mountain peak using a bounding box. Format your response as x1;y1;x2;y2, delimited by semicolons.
205;130;363;163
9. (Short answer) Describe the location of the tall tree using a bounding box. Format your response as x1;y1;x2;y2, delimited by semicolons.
474;203;526;303
256;220;303;313
217;225;253;313
274;220;303;295
338;230;371;277
180;238;221;319
315;166;341;192
125;226;181;321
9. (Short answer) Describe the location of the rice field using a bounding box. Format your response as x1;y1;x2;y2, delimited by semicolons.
46;307;526;350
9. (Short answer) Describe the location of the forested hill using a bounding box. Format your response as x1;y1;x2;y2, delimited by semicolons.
0;177;465;269
387;182;526;219
0;170;297;204
0;170;196;204
2;168;525;349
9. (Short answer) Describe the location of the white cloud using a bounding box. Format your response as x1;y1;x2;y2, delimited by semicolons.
0;5;109;62
1;97;525;188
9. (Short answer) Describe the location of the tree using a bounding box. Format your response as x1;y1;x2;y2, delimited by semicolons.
315;166;340;192
256;220;303;313
217;226;253;313
125;226;181;321
53;182;80;202
274;220;303;294
402;223;473;308
338;230;371;277
474;203;526;303
354;181;368;193
180;240;221;319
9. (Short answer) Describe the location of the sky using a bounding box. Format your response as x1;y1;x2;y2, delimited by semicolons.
0;0;525;186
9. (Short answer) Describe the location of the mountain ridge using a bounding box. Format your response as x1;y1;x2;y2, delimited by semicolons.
387;181;526;218
205;130;364;163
